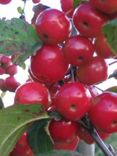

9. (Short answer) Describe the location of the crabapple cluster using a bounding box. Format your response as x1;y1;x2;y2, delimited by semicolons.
10;0;117;155
0;55;20;92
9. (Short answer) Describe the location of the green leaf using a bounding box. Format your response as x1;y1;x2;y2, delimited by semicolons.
28;119;53;155
38;150;83;156
0;18;42;67
103;19;117;55
0;104;49;156
73;0;82;8
17;6;23;14
73;0;87;8
106;86;117;93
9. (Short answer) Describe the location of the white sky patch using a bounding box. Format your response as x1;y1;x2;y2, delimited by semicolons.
0;0;61;22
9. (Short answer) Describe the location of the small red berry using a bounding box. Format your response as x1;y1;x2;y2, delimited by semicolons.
4;76;20;92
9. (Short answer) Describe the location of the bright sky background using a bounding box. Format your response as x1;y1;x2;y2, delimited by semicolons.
0;0;117;107
0;0;61;22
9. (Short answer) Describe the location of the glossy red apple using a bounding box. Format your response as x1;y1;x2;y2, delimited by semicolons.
63;35;95;66
73;2;107;37
14;81;50;110
89;92;117;133
35;8;71;45
54;82;91;121
94;34;114;58
48;119;78;142
30;45;68;85
77;57;108;85
90;0;117;14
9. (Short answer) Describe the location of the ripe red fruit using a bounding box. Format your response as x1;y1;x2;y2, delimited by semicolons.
60;0;74;17
30;45;68;85
35;8;71;45
5;64;17;76
54;82;91;121
10;132;34;156
48;119;78;142
0;66;5;75
1;55;11;68
90;0;117;14
0;79;6;91
89;92;117;133
94;34;114;58
77;57;108;85
77;123;110;144
14;81;50;110
63;35;94;66
73;2;107;37
54;136;79;151
32;0;40;4
4;76;20;92
0;0;11;4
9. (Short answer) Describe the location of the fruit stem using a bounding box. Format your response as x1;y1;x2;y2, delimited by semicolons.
79;118;116;156
19;0;27;20
108;72;117;79
89;128;114;156
70;65;77;82
94;85;104;92
108;60;117;66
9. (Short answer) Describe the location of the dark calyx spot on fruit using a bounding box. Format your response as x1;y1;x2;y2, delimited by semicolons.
112;120;117;126
77;56;84;63
70;104;77;112
43;33;49;39
82;21;89;29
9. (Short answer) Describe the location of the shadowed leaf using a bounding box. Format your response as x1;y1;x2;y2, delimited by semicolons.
0;18;42;68
0;104;49;156
103;19;117;55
